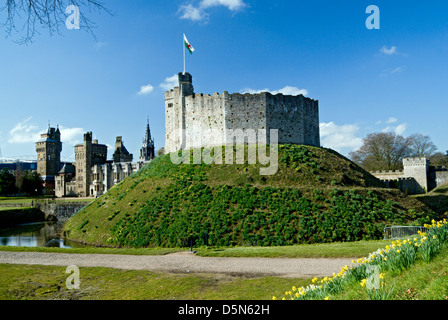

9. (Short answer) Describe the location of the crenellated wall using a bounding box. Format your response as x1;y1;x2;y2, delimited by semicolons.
371;157;447;194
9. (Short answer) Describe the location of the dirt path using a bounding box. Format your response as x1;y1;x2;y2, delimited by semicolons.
0;251;355;278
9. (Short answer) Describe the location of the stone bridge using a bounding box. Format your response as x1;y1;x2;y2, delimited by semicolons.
32;200;91;221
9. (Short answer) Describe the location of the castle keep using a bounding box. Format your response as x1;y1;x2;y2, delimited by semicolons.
164;73;320;153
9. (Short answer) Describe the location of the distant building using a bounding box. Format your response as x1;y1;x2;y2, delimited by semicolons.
49;121;155;198
74;132;108;197
113;136;133;163
0;161;37;173
139;119;155;162
35;125;62;195
55;163;77;198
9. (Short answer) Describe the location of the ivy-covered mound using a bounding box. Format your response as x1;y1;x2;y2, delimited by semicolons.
63;145;439;248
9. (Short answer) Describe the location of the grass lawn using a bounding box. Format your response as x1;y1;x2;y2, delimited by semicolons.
0;207;32;211
0;264;310;300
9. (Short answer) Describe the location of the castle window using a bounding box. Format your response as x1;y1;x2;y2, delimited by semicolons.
168;103;173;108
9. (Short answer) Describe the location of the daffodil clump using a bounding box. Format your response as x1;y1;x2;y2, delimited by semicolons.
359;272;394;300
276;218;448;300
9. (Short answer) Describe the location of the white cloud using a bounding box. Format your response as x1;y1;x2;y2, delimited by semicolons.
178;4;209;22
160;74;179;91
241;86;308;96
380;66;406;77
8;117;41;144
386;117;397;124
319;122;363;153
138;84;154;95
380;46;397;55
59;126;84;146
178;0;246;22
390;66;406;74
200;0;246;10
382;123;408;135
96;41;107;48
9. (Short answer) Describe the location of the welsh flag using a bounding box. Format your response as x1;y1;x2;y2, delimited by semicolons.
184;34;195;55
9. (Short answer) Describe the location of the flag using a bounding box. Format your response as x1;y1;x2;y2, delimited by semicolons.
184;34;195;55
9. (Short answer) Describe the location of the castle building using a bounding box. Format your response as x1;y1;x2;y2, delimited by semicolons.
74;132;108;197
113;136;133;163
371;157;448;194
42;121;156;198
35;125;62;194
164;72;320;153
139;119;155;161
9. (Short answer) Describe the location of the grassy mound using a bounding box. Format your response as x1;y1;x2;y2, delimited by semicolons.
62;145;439;247
413;182;448;215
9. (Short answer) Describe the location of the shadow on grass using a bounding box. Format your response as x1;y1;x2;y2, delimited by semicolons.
414;194;448;215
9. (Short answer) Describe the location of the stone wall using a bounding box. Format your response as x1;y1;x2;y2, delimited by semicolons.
435;170;448;187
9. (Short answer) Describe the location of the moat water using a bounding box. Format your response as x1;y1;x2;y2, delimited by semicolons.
0;221;88;248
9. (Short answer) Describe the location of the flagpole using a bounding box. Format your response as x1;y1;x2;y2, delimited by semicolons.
183;34;186;75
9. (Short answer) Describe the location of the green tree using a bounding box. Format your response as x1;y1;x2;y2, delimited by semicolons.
0;168;17;195
21;170;43;196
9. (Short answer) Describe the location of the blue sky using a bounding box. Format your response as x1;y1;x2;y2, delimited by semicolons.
0;0;447;162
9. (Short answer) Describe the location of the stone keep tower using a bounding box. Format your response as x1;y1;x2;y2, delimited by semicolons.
164;72;320;153
35;125;62;177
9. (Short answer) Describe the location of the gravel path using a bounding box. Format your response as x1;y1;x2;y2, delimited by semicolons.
0;251;355;278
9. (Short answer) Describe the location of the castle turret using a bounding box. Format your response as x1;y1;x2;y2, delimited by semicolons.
35;124;63;195
113;136;133;163
139;119;155;162
74;131;107;197
403;157;430;193
178;72;194;96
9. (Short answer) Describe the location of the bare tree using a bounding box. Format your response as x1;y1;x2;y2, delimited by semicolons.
408;133;437;158
1;0;112;44
430;151;448;168
349;132;413;172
